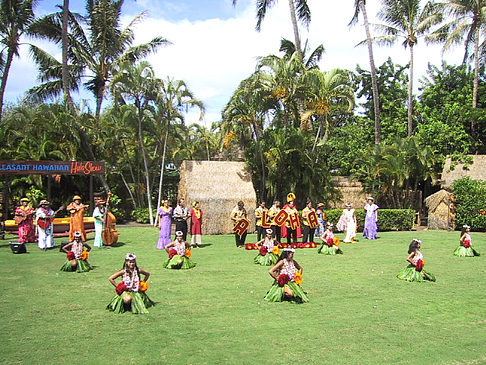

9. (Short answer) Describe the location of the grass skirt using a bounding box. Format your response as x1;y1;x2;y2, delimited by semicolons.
453;245;480;257
106;291;155;314
60;259;91;273
397;265;436;282
317;244;343;255
254;252;278;266
162;255;196;269
264;281;309;303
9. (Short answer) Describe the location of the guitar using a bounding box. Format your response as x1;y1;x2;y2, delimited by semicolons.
14;210;34;225
37;206;65;230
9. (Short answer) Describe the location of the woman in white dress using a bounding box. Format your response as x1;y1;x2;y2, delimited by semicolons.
340;203;357;243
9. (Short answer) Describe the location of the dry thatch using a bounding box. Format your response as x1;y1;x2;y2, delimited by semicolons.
328;176;368;209
178;161;257;235
425;189;454;230
441;155;486;188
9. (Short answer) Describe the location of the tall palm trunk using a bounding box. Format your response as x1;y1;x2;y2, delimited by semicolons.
62;0;74;111
0;48;15;123
137;102;153;224
407;44;414;137
287;0;302;57
471;25;480;143
360;0;381;144
155;126;169;226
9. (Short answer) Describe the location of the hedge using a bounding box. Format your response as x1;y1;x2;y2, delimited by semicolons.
322;209;416;232
452;177;486;231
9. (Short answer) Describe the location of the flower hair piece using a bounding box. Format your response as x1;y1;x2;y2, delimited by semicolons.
74;231;82;238
326;222;334;227
266;229;273;234
412;239;422;244
345;202;352;207
175;231;183;237
283;248;296;253
463;225;470;229
125;253;136;261
367;197;374;201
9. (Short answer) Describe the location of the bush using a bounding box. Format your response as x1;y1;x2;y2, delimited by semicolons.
452;177;486;231
322;209;415;232
131;208;157;224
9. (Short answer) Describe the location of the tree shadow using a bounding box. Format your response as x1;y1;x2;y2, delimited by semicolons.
196;243;212;248
107;241;126;248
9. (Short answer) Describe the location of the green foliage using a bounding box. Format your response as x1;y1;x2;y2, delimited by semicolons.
324;209;415;231
131;208;157;223
451;177;486;231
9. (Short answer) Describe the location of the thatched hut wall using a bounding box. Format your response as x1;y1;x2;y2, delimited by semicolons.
328;176;367;209
425;189;454;230
178;161;257;235
441;155;486;188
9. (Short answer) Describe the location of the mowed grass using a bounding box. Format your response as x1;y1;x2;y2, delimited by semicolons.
0;227;485;365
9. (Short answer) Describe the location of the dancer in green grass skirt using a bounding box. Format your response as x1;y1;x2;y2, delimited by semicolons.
317;223;343;255
163;231;196;269
254;229;279;266
60;231;92;272
453;225;480;257
106;253;154;314
397;239;436;282
264;248;309;303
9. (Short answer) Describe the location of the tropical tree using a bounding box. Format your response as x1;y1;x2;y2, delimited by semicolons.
233;0;311;56
279;38;324;69
371;0;442;136
61;0;73;110
349;0;382;144
0;0;38;122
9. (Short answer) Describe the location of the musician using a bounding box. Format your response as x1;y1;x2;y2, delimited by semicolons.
67;195;88;241
92;200;106;248
254;201;267;241
35;200;54;250
172;198;189;241
14;198;36;243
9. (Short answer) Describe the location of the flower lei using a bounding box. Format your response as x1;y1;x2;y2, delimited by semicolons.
263;237;274;251
281;258;296;281
122;268;140;292
463;240;471;248
193;208;201;219
71;241;83;260
174;242;186;257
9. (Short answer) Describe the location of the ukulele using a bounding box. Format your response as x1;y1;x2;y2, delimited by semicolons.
37;206;65;230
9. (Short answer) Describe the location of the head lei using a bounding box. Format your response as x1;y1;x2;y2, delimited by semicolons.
412;238;422;244
283;248;296;253
74;231;82;238
463;225;470;229
175;231;183;237
125;253;136;261
286;193;296;202
367;197;374;201
345;202;352;207
39;200;50;206
266;228;273;234
326;222;334;227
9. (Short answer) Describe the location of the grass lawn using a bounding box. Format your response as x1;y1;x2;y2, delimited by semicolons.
0;227;485;365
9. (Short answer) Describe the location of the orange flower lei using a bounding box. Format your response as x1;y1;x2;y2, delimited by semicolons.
272;246;280;255
139;281;148;292
185;249;191;258
193;208;200;219
81;250;89;261
333;237;340;246
294;272;303;285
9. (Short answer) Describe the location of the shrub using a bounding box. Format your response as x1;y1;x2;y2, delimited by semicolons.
131;208;157;224
322;209;415;232
451;177;486;231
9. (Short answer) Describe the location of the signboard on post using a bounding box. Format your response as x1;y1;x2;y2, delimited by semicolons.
0;161;105;176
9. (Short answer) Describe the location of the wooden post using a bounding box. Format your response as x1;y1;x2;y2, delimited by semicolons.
89;175;94;215
47;175;52;202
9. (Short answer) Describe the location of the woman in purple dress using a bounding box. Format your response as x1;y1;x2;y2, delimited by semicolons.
157;200;172;249
363;197;379;240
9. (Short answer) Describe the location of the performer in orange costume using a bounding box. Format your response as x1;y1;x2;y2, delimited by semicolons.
67;195;88;241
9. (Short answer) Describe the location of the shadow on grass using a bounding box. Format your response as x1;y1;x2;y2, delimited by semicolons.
195;243;212;248
106;241;126;248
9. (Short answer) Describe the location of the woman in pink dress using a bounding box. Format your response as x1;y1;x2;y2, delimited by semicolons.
157;200;172;250
14;198;36;243
190;201;203;248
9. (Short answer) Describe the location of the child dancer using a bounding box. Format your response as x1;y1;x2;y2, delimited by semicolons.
397;239;436;282
264;248;308;303
317;223;343;255
163;231;196;269
60;231;92;272
107;253;154;314
254;229;279;266
453;225;480;257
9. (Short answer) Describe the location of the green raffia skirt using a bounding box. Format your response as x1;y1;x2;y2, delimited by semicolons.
397;264;436;282
106;291;155;314
60;259;91;273
254;252;278;266
264;281;309;303
317;244;343;255
453;245;480;257
162;255;196;269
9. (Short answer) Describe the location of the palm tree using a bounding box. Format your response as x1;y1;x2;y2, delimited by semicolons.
279;38;324;70
429;0;486;137
233;0;311;56
61;0;73;110
349;0;381;144
372;0;442;136
0;0;38;122
29;0;169;117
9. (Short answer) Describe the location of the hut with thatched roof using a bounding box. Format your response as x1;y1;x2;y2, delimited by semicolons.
425;189;455;230
328;176;367;209
441;155;486;188
178;160;256;235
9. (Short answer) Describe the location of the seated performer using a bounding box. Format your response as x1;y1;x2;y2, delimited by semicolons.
317;223;343;255
397;239;436;282
60;231;92;272
254;228;279;266
264;248;308;303
14;198;36;243
163;231;196;269
453;225;480;257
106;253;154;314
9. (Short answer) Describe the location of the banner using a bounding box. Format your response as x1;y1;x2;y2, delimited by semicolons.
274;209;288;227
307;211;318;228
261;210;271;228
233;218;250;237
0;160;105;175
289;212;300;231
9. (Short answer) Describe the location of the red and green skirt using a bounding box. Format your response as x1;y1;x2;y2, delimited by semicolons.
453;245;480;257
254;252;278;266
397;264;436;282
317;244;343;255
106;291;155;314
60;259;91;273
163;255;196;269
264;281;309;303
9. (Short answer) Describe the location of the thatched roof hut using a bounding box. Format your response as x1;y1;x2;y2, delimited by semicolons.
441;155;486;188
425;189;454;230
328;176;367;209
178;161;257;235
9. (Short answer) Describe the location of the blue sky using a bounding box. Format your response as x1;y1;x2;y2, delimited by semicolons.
5;0;463;126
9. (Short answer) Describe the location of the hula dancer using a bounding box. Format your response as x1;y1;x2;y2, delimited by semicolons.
453;225;480;257
363;197;379;240
264;248;308;303
157;200;172;250
60;231;92;272
317;223;343;255
163;231;196;269
190;201;203;248
92;200;105;248
107;253;154;314
397;239;436;282
338;203;357;243
315;203;326;240
14;198;36;243
254;229;279;266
